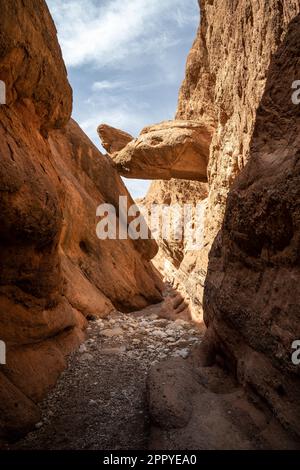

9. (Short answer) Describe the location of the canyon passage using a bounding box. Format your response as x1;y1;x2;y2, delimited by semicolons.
0;0;300;450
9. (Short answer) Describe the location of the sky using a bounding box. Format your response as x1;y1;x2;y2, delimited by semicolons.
46;0;200;198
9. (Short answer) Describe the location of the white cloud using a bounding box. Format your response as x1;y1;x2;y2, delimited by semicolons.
46;0;199;199
80;104;147;142
46;0;198;68
92;80;125;91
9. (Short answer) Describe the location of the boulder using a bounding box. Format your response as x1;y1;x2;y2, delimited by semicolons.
112;120;213;181
97;124;134;154
147;358;198;429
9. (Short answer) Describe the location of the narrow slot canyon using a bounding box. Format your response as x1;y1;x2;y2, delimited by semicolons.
1;0;300;454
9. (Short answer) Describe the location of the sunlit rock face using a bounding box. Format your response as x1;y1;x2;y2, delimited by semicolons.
140;0;300;437
144;0;300;313
111;120;213;182
97;124;134;155
0;0;162;440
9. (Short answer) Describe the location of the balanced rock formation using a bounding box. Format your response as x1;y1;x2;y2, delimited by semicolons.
204;13;300;438
97;124;134;155
110;120;213;181
0;0;162;440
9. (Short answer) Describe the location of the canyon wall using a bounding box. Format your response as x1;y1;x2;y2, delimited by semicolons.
145;0;300;317
204;12;300;438
142;0;300;436
0;0;162;439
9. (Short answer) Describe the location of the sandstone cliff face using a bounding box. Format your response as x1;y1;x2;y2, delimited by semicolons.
204;13;300;438
145;0;300;312
141;0;300;436
177;0;300;243
0;0;162;439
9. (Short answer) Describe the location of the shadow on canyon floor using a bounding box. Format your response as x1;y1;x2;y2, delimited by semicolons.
7;283;204;450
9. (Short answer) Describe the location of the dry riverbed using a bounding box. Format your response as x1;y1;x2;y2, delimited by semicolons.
12;310;203;450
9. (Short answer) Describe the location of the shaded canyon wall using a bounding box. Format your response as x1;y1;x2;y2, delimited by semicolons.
0;0;162;439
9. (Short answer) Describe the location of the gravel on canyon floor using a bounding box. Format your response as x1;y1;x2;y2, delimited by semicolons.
12;311;203;450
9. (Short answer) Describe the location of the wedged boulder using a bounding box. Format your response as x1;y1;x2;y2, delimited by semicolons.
111;120;213;181
97;124;134;154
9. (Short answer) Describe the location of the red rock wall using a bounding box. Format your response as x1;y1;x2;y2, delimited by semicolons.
146;0;300;314
0;0;162;439
144;0;300;435
204;13;300;438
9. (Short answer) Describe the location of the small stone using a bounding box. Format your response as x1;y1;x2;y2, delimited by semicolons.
79;344;87;353
151;330;166;338
165;329;175;336
132;339;141;345
80;353;93;361
175;319;187;326
35;422;43;429
149;314;158;320
89;399;97;405
101;346;126;354
167;337;176;343
173;348;190;359
101;327;123;338
188;329;197;335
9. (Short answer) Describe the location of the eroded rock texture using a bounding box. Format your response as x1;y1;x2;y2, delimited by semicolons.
0;0;162;439
121;0;300;440
112;120;212;181
97;124;134;155
145;0;300;312
204;13;300;438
